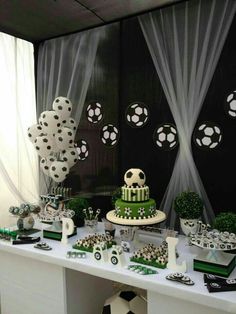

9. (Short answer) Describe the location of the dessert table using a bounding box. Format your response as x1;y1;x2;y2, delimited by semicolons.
0;223;235;314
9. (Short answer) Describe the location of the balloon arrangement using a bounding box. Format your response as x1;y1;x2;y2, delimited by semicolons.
27;97;79;183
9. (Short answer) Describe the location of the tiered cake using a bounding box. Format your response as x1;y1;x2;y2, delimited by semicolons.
114;168;157;220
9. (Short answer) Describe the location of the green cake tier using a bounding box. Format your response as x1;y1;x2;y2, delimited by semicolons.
115;198;157;219
121;186;149;202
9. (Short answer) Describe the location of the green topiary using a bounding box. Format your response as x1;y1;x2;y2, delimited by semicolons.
66;197;90;227
174;191;204;219
213;212;236;234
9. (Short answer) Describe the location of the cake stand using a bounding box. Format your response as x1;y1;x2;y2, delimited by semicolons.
106;210;166;251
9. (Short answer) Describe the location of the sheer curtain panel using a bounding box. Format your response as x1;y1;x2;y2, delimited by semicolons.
0;32;39;226
139;0;236;227
37;27;105;193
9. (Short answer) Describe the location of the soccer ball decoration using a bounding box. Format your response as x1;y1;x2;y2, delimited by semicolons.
76;139;89;161
102;291;147;314
52;96;73;121
193;121;222;150
124;168;146;187
100;124;119;146
153;123;178;151
86;101;103;124
28;96;79;183
224;90;236;118
126;102;149;128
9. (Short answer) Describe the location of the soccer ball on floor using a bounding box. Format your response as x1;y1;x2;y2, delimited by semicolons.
86;102;103;124
224;90;236;118
153;123;178;151
76;139;89;161
126;102;149;128
193;121;222;150
100;124;119;146
102;291;147;314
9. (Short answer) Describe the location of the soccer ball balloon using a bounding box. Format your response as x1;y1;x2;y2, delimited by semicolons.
100;124;119;146
61;148;79;168
49;160;69;183
76;139;89;161
86;102;103;124
225;90;236;118
39;110;62;135
126;102;149;127
193;121;222;150
124;168;146;187
102;291;147;314
62;117;77;132
52;96;72;121
27;124;45;143
153;123;178;150
55;127;75;150
40;156;56;176
34;135;54;157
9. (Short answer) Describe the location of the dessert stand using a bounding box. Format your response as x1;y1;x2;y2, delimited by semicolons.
106;209;166;250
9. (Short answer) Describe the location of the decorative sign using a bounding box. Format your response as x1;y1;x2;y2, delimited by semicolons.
153;123;178;151
126;102;149;128
86;101;103;124
193;121;222;150
100;124;119;146
224;90;236;118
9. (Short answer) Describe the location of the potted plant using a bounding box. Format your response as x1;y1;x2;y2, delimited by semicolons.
174;191;204;235
66;197;90;227
213;212;236;234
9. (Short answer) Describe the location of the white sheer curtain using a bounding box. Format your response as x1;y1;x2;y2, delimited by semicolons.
0;32;39;226
37;26;105;193
139;0;236;227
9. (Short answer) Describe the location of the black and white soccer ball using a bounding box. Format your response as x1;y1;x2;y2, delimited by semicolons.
63;117;77;132
124;168;146;187
126;102;149;127
100;124;119;146
102;291;147;314
34;135;54;157
153;123;178;150
193;121;222;150
86;102;103;124
40;110;62;135
40;156;56;176
27;123;45;143
61;147;79;168
225;90;236;118
55;127;75;150
49;160;69;183
52;96;73;121
76;139;89;161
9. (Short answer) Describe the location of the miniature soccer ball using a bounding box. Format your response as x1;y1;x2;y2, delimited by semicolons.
124;168;146;187
86;102;103;124
76;139;89;161
102;291;147;314
126;102;149;127
193;121;222;149
52;96;73;121
153;123;178;150
100;124;119;146
225;91;236;118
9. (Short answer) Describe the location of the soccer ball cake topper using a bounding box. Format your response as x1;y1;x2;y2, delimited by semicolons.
193;121;222;150
124;168;146;187
126;102;149;128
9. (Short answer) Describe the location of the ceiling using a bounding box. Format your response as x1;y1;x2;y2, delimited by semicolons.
0;0;181;43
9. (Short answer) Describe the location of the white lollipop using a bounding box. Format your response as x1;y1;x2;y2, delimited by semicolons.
34;135;54;157
27;124;45;143
49;160;69;183
55;127;75;150
40;110;62;135
52;96;72;121
40;156;56;176
61;148;79;168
